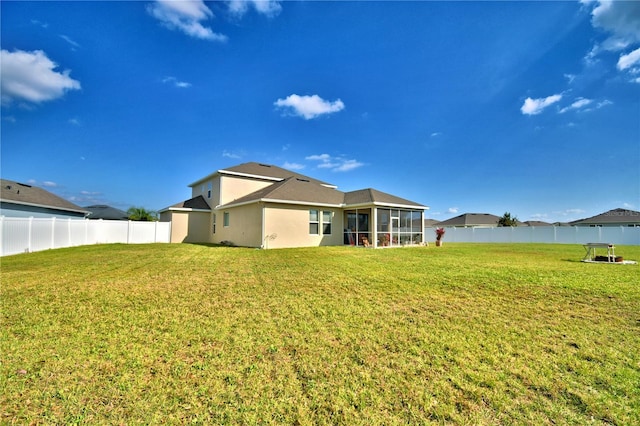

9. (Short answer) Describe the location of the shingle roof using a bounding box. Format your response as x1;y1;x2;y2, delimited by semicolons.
192;162;336;188
344;188;426;208
164;195;211;211
85;205;129;220
437;213;501;227
1;179;88;214
222;177;345;207
570;208;640;225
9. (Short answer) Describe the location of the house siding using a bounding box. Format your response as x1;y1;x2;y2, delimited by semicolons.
161;210;210;243
219;175;272;206
213;203;262;247
264;204;344;249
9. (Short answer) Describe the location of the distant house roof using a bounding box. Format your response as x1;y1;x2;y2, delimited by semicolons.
85;205;129;220
521;220;551;227
571;208;640;226
424;219;441;227
161;195;211;212
191;162;336;189
437;213;501;227
1;179;88;215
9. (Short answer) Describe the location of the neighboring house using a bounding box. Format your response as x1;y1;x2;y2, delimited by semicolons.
424;218;441;228
160;162;428;248
521;220;551;227
0;179;88;219
437;213;501;228
85;205;129;220
571;208;640;227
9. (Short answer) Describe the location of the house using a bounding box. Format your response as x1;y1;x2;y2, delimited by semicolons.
0;179;88;219
85;205;129;220
571;208;640;227
160;162;428;248
521;220;551;227
436;213;501;228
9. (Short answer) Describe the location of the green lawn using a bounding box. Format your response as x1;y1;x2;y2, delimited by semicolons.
2;243;639;425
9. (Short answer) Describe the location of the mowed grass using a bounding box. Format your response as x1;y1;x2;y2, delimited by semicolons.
1;243;639;425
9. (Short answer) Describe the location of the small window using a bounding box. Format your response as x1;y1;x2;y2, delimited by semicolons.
322;211;332;235
223;212;230;227
309;210;319;234
207;182;212;199
212;213;216;234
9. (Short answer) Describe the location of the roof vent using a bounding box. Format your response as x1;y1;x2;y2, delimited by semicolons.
258;163;271;167
296;178;309;182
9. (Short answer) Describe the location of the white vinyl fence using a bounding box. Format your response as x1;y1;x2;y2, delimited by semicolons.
426;226;640;246
1;217;171;257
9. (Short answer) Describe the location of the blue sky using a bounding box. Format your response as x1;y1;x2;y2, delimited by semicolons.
2;0;639;223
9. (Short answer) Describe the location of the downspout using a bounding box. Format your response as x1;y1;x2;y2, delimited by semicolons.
261;202;266;249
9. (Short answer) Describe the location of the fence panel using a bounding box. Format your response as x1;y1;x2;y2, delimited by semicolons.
426;226;640;245
1;217;171;256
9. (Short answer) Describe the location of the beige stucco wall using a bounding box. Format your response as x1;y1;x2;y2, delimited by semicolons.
219;176;272;205
161;210;211;243
263;203;344;249
190;176;220;207
213;203;262;247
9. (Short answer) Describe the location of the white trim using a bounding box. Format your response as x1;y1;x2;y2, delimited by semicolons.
158;207;211;213
217;197;343;210
345;201;429;210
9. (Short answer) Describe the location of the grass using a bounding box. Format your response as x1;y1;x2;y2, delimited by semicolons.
1;243;639;425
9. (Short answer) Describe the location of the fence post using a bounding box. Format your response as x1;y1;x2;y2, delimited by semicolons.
128;220;133;244
0;216;4;256
28;216;33;253
50;217;56;250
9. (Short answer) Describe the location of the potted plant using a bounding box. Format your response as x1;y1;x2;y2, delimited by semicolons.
435;227;445;247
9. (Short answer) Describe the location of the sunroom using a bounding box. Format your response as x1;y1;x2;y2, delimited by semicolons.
342;189;428;248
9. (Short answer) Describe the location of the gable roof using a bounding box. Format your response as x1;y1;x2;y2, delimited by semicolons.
570;208;640;225
85;205;129;220
437;213;501;227
191;162;336;189
1;179;88;215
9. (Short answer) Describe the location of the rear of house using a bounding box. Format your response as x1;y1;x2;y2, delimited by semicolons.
160;162;428;249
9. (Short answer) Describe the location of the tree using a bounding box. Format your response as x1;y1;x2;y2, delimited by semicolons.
127;206;158;221
498;212;518;227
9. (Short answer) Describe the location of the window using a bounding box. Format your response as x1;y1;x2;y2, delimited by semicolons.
212;213;216;234
207;182;212;199
309;210;319;234
223;212;230;227
322;211;332;235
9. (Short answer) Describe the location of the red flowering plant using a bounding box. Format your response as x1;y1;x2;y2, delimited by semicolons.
435;227;445;241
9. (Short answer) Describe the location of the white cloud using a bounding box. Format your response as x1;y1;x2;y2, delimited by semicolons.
274;94;345;120
42;181;58;188
147;0;227;41
282;162;305;170
617;47;640;70
222;150;242;159
589;0;640;45
68;117;81;126
162;76;192;88
1;49;81;105
305;154;363;172
447;207;459;214
60;35;80;49
559;97;592;113
520;94;562;115
228;0;281;18
430;132;442;138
